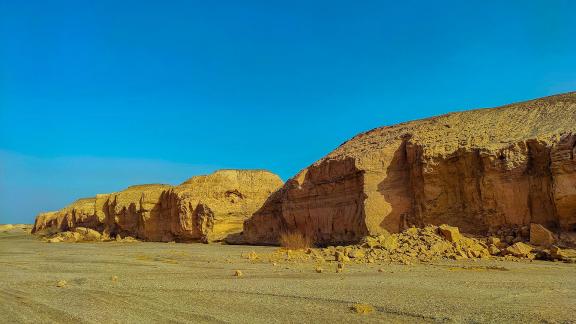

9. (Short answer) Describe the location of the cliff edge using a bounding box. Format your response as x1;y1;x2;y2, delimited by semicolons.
243;92;576;245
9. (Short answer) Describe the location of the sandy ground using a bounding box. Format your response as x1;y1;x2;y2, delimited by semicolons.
1;228;575;324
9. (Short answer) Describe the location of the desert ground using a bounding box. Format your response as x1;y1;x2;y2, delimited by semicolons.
1;227;575;324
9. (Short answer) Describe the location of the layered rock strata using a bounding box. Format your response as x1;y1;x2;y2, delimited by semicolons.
242;92;576;245
32;170;283;242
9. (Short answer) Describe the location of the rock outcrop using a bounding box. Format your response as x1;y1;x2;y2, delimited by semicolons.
242;92;576;245
32;170;283;242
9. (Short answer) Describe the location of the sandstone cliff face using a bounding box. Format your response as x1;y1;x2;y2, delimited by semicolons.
243;92;576;245
32;170;283;242
33;198;101;234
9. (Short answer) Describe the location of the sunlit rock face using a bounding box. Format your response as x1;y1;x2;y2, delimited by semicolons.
32;170;283;242
243;92;576;245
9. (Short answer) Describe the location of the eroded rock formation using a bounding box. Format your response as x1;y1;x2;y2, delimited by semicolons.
242;92;576;245
32;170;283;242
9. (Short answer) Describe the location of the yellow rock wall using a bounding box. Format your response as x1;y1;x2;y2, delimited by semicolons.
32;170;283;242
243;92;576;245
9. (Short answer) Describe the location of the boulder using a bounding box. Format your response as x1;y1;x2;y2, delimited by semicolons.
530;223;556;246
505;242;534;258
242;92;576;245
438;225;462;243
549;246;576;262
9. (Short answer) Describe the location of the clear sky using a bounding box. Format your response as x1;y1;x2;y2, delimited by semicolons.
1;0;575;223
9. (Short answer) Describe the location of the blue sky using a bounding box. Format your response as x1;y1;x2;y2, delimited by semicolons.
1;0;575;223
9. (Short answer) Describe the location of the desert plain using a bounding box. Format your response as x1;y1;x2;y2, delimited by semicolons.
1;226;575;324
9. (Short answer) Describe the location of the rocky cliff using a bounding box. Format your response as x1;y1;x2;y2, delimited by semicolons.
32;170;283;242
242;92;576;245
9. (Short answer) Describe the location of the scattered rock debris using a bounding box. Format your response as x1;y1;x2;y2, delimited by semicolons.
42;227;140;243
250;225;576;268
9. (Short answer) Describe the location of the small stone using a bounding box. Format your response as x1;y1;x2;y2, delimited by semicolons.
55;231;80;243
101;230;111;241
335;251;350;262
405;227;419;236
348;249;365;259
233;270;243;277
363;237;380;248
56;280;67;288
400;259;412;265
469;250;481;258
315;266;323;273
488;244;501;256
247;251;258;261
111;276;118;282
429;241;451;255
48;237;63;243
351;303;375;314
